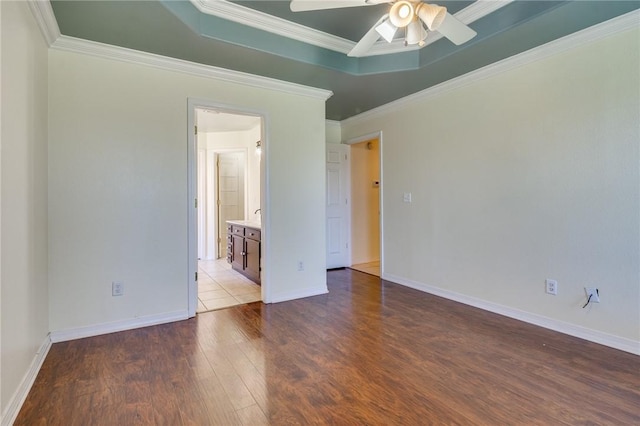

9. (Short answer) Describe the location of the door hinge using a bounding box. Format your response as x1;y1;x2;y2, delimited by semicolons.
195;198;198;208
195;272;198;281
217;237;221;243
195;125;198;135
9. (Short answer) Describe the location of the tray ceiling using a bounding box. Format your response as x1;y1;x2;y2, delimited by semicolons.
50;1;639;120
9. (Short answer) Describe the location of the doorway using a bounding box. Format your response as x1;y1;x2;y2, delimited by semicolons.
188;102;265;316
349;137;381;277
198;149;246;260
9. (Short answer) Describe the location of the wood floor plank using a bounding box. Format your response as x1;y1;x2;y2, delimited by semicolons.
14;269;640;425
235;404;269;426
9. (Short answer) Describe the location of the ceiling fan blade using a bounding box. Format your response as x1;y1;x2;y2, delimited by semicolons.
290;0;372;12
436;12;477;45
348;14;389;57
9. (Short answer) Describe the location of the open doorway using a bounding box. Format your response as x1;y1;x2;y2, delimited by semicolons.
192;106;263;314
349;137;381;277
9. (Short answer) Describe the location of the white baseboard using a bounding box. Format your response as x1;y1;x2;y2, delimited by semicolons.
1;335;52;426
50;310;189;343
383;273;640;356
270;285;328;304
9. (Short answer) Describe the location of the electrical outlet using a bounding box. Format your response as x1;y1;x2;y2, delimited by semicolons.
112;281;124;296
545;279;558;295
297;261;304;271
584;287;600;303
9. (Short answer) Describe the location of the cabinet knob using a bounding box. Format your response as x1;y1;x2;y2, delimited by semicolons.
241;252;246;256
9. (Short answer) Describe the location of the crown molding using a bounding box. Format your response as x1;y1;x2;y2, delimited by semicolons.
192;0;512;58
191;0;353;53
342;9;640;126
26;0;60;46
51;36;333;101
458;0;514;23
325;119;341;128
29;0;511;63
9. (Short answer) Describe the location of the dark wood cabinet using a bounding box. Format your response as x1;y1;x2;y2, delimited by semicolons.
244;228;261;284
231;234;245;271
227;222;261;285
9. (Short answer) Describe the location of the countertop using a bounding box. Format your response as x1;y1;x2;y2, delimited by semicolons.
227;220;261;230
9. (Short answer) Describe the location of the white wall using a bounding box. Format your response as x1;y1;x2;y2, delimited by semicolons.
0;0;50;417
48;48;328;332
342;26;640;351
325;120;342;145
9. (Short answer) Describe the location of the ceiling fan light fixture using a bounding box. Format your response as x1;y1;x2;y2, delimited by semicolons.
375;19;398;43
405;18;427;45
416;3;447;31
389;1;415;28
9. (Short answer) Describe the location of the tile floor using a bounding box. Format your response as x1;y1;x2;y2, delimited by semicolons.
197;258;262;313
350;261;380;277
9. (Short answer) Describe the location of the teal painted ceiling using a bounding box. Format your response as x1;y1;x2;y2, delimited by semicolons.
50;1;639;120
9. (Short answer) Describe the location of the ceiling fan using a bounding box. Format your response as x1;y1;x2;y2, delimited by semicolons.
290;0;477;57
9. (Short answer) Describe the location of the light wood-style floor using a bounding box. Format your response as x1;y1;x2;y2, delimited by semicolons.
16;269;640;425
349;260;380;277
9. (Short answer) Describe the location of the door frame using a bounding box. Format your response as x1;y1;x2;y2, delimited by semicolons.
344;131;384;277
188;98;269;317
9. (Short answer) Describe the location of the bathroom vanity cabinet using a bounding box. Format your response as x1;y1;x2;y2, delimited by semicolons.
227;221;261;285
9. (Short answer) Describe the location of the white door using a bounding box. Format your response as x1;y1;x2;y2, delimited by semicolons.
217;152;245;257
326;143;350;268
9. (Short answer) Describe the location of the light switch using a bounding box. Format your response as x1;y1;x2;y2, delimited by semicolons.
403;192;412;203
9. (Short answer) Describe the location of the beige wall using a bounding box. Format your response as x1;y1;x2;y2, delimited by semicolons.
350;139;380;265
342;27;640;349
48;48;328;332
0;0;50;416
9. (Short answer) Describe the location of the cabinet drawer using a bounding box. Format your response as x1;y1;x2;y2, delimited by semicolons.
231;225;245;236
245;228;261;241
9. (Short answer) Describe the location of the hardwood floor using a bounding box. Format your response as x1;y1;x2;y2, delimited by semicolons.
16;269;640;425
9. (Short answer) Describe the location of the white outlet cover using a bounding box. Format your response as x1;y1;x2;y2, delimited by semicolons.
585;287;600;303
545;279;557;295
112;281;124;296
